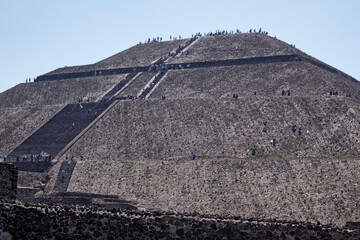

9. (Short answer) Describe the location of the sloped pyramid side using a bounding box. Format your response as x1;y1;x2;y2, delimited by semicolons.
149;61;360;99
60;97;360;161
44;39;187;75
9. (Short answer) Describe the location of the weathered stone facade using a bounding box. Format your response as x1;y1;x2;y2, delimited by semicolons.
0;163;17;200
67;159;360;227
0;201;359;240
61;97;360;161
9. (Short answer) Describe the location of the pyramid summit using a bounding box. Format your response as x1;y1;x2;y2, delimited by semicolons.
37;32;359;98
1;31;360;236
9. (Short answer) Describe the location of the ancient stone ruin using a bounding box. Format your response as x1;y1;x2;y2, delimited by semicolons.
1;31;360;239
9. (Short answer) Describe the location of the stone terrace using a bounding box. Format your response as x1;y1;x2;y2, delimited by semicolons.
0;75;125;108
0;105;63;154
62;97;360;161
166;33;297;64
46;40;187;75
68;158;360;227
150;61;360;99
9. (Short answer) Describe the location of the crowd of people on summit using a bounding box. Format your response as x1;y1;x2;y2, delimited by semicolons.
139;28;269;45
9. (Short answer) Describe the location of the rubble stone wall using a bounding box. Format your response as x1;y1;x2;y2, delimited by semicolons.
0;164;17;200
0;201;358;240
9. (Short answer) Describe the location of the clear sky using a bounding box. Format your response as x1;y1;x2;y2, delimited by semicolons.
0;0;359;93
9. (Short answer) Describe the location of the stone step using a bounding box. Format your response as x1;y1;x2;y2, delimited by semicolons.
53;160;77;192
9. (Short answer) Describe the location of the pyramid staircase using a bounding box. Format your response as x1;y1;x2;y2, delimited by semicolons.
8;102;112;168
53;160;76;192
7;74;140;171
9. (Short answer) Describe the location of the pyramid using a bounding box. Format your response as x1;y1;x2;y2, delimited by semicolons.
1;32;360;226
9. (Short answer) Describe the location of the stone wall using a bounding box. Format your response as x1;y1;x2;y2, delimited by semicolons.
62;97;360;161
0;201;358;239
17;171;47;188
0;164;17;200
67;159;360;227
11;161;52;172
150;62;360;99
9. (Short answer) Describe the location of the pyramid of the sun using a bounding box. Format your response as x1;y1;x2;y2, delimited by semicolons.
1;32;360;226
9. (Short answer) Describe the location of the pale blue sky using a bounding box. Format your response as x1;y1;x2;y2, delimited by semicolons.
0;0;359;93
